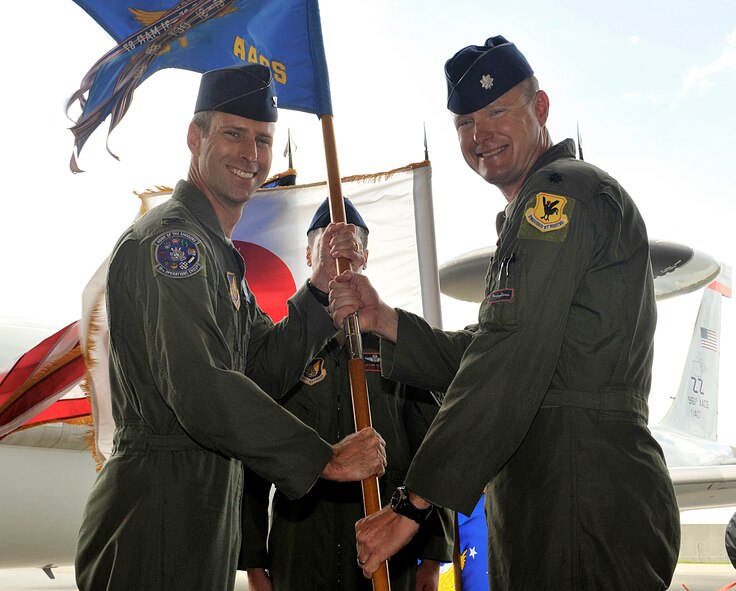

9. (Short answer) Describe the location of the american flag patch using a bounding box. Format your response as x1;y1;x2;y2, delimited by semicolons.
700;327;718;352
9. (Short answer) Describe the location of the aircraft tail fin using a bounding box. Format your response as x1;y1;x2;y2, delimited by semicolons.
657;264;731;441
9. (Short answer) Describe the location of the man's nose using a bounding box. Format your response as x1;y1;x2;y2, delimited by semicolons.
473;117;493;143
240;139;257;161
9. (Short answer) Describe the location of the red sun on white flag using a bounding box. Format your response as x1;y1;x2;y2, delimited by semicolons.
233;241;296;322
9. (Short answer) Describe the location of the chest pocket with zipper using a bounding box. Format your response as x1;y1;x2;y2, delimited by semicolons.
478;248;524;332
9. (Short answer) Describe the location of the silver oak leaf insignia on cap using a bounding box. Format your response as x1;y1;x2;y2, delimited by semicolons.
480;74;494;90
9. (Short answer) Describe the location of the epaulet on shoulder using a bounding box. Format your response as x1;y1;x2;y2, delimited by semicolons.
552;158;609;201
133;197;186;239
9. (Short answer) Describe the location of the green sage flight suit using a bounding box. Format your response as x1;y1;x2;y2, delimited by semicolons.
240;333;454;590
380;140;680;590
75;181;337;591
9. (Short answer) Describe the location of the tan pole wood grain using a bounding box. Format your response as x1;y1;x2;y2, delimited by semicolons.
320;115;391;591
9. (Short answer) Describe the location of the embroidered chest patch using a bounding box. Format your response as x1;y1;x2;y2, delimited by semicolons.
519;193;575;242
488;288;514;304
363;351;381;373
153;230;203;278
301;357;327;386
227;272;241;310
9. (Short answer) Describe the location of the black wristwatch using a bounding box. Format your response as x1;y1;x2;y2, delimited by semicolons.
389;485;433;523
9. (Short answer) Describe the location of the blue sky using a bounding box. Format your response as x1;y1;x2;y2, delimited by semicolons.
1;0;734;521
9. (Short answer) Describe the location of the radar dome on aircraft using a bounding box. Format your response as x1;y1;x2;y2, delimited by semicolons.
439;241;721;303
649;240;721;300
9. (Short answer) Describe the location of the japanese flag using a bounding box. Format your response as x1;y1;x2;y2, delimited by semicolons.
85;161;440;461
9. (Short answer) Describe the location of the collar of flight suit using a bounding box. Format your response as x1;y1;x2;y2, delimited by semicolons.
496;138;577;238
171;180;233;248
525;138;576;180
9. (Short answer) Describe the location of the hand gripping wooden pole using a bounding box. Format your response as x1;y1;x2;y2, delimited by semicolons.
321;114;391;591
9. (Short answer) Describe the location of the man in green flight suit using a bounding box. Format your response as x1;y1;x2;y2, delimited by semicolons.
75;64;387;591
331;36;681;590
242;198;454;591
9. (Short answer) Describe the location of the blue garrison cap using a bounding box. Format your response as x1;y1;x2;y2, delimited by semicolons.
445;35;534;115
194;63;278;122
307;197;369;234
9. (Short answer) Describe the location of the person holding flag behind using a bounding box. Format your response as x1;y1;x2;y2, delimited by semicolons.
75;64;387;591
330;35;680;590
242;197;453;591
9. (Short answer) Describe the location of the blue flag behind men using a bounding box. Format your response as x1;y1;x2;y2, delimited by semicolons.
438;495;489;590
457;496;490;590
68;0;332;168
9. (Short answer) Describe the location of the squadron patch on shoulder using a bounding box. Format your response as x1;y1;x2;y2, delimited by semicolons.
152;230;203;278
519;193;575;243
363;351;381;372
301;357;327;386
227;272;241;310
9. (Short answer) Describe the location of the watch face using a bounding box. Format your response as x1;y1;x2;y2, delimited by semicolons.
389;486;432;523
390;486;406;509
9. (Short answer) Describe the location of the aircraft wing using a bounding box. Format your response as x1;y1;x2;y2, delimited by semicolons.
439;241;721;303
670;465;736;511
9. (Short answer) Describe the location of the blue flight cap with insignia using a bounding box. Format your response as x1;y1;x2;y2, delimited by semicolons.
194;63;278;122
445;35;534;115
307;197;369;234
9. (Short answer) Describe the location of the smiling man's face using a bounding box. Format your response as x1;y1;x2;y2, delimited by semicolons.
452;81;549;200
188;110;275;212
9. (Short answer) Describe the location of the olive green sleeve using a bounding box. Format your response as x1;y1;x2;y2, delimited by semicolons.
380;314;475;393
245;283;337;398
238;466;272;570
131;242;333;500
402;385;454;562
402;197;599;516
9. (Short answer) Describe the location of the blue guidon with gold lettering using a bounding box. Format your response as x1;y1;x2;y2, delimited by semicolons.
153;230;203;278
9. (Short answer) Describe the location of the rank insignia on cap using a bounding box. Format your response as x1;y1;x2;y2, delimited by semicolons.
519;193;575;243
363;352;381;372
301;357;327;386
480;74;494;90
153;230;203;278
227;272;241;310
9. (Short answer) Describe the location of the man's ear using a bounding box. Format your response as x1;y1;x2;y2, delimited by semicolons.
306;245;313;268
187;121;200;156
362;248;369;270
534;90;550;127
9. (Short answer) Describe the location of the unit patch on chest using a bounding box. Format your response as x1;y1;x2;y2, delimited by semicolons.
363;351;381;372
519;192;575;242
301;357;327;385
227;272;241;310
152;230;203;278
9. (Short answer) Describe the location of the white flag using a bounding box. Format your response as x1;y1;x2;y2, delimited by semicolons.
234;161;440;323
84;161;440;461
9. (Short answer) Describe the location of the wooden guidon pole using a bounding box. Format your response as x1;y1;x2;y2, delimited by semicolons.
320;115;391;591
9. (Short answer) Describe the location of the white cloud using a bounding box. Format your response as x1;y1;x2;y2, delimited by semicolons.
680;28;736;95
628;35;642;46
